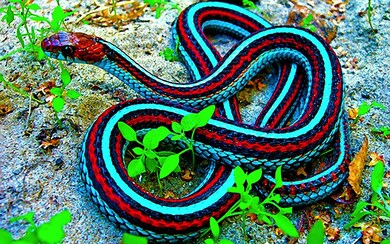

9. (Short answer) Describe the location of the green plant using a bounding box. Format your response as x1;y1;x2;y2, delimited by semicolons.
203;166;299;242
143;0;180;19
49;64;82;123
204;217;234;244
344;161;390;229
122;233;148;244
371;126;390;138
0;209;72;243
366;0;377;33
159;47;180;61
118;105;215;188
242;0;261;12
159;37;180;61
301;14;317;33
307;219;325;244
354;101;386;123
0;0;74;61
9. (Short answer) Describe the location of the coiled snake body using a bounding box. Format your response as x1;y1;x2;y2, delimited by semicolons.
42;2;350;242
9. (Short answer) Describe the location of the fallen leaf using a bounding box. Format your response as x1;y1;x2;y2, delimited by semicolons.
362;225;383;243
180;169;194;181
164;190;176;199
326;226;341;241
297;166;308;177
345;57;359;69
348;137;369;195
348;107;359;120
40;139;60;149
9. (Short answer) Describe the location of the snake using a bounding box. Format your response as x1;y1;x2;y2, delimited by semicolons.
41;1;350;242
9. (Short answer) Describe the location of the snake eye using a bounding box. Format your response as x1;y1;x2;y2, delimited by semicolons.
62;45;75;57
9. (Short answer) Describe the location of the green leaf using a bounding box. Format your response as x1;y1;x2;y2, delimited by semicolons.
227;186;241;194
154;126;171;142
219;239;234;244
118;122;137;142
350;200;369;217
272;213;299;238
358;101;371;117
196;105;215;127
380;240;390;244
36;222;65;243
61;68;71;86
159;154;180;179
49;209;72;227
50;87;63;96
132;147;144;155
274;166;283;189
145;157;158;173
144;149;157;159
371;101;386;110
122;233;148;244
209;217;219;239
180;113;199;132
143;130;160;150
10;211;35;225
29;15;50;22
171;134;182;141
127;158;146;177
204;239;215;244
344;210;377;229
52;97;65;112
307;220;325;244
371;161;385;194
27;3;41;11
234;166;247;187
66;89;81;99
171;121;182;133
247;168;262;186
0;229;13;243
5;6;15;25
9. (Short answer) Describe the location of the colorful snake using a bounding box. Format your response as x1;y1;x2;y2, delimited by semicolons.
41;1;350;242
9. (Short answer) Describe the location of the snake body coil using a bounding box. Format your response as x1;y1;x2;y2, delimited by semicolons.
42;2;350;242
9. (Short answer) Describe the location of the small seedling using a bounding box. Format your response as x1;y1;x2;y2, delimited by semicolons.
0;209;72;243
49;64;82;124
202;166;299;242
242;0;261;13
159;47;180;61
344;161;390;229
371;126;390;139
354;101;386;123
301;14;317;33
366;0;377;34
118;105;215;190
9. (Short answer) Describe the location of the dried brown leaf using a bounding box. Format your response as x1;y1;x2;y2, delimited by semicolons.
164;190;176;199
348;107;359;120
348;137;369;195
326;226;341;241
40;139;60;149
180;169;194;181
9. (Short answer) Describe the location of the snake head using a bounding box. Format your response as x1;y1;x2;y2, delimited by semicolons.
41;32;107;63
